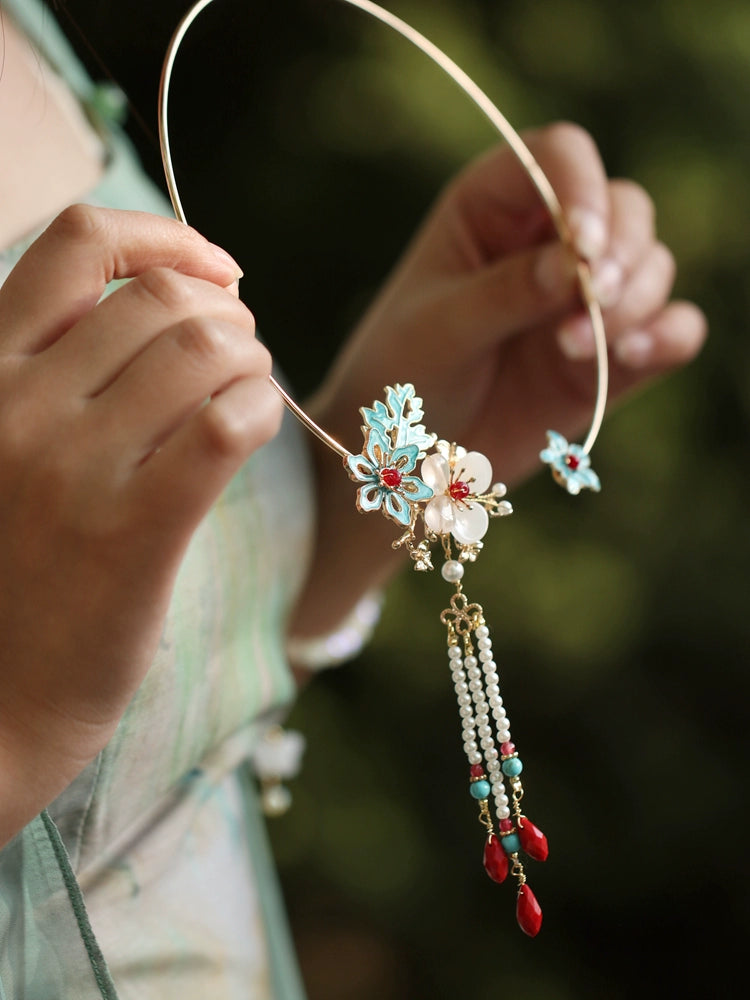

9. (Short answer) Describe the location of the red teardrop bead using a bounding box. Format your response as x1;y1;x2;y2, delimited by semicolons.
483;835;509;884
516;885;543;937
518;816;549;862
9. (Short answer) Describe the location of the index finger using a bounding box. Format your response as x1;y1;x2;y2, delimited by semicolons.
524;122;612;261
0;205;243;354
447;122;611;262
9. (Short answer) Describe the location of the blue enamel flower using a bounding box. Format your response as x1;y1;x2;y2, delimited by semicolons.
540;431;601;495
347;426;434;526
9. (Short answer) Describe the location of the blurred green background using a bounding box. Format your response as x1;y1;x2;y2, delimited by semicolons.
67;0;749;996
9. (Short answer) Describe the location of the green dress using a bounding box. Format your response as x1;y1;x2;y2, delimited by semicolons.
0;2;311;997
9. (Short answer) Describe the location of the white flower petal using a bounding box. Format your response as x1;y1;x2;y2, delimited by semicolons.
435;440;467;462
425;495;455;535
453;451;493;495
421;453;451;492
452;502;489;544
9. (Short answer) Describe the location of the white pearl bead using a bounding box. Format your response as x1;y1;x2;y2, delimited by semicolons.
456;694;472;708
464;655;478;669
262;783;292;817
459;706;473;719
454;680;469;694
441;560;464;583
486;682;500;696
479;649;494;662
475;625;489;639
447;644;462;659
464;740;478;754
487;758;501;771
469;679;483;692
489;697;504;711
496;805;511;821
473;700;489;716
492;482;507;498
466;668;482;682
468;751;483;765
484;747;499;761
480;736;495;750
497;730;511;743
482;660;497;674
494;793;509;809
475;713;489;727
478;725;492;739
477;637;492;650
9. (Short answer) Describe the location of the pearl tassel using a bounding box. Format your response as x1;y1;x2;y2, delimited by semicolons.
443;580;546;937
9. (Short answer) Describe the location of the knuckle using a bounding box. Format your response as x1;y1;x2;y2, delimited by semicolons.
249;338;273;377
201;381;283;460
175;316;229;365
200;401;249;460
50;204;109;245
135;266;193;313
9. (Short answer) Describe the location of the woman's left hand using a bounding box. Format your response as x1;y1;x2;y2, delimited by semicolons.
310;122;706;484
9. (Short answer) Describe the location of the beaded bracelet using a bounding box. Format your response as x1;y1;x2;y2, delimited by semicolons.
158;0;609;938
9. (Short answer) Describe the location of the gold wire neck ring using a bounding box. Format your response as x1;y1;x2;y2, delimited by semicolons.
158;0;609;462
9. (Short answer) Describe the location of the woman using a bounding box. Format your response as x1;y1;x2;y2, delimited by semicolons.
0;0;706;996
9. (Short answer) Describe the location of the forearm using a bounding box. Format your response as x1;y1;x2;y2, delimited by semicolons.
287;414;406;642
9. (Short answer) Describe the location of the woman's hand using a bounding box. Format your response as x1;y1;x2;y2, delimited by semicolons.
292;123;707;639
311;122;707;482
0;206;283;844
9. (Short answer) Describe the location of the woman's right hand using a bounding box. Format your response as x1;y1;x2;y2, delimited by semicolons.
0;206;282;846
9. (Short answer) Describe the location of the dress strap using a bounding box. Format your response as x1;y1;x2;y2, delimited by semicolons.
0;810;120;998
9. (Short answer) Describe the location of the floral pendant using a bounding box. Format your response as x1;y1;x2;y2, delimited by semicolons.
344;384;599;935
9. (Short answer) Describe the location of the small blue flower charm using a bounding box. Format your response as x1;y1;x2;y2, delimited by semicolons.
347;424;434;527
540;431;601;495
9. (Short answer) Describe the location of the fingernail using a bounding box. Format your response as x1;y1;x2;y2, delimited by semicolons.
567;208;607;261
557;316;596;360
591;258;623;308
535;242;577;295
614;331;654;368
209;242;244;279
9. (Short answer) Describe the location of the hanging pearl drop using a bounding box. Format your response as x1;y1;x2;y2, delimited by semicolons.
441;560;464;583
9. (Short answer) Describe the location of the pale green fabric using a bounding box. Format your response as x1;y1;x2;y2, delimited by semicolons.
0;2;312;997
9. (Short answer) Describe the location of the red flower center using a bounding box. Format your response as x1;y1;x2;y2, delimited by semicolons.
380;467;403;489
565;454;581;471
449;480;471;501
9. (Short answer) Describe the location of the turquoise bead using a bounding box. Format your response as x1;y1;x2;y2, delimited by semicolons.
502;833;521;855
501;756;523;777
470;779;491;800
